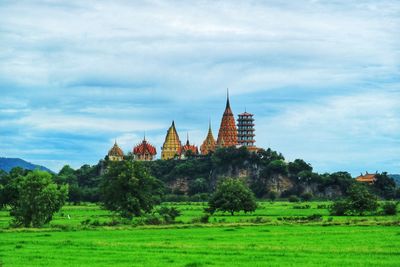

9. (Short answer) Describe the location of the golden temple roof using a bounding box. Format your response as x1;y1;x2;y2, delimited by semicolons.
108;141;124;157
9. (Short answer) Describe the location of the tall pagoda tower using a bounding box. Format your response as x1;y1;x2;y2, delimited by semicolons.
237;111;257;151
217;90;238;147
200;122;216;155
161;121;182;160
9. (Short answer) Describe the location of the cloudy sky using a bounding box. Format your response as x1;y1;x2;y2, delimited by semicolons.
0;0;399;175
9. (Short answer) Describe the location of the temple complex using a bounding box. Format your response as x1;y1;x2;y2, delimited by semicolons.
107;90;258;160
217;91;238;147
200;122;216;155
237;111;257;152
108;141;124;161
161;121;182;160
133;137;157;161
180;134;199;158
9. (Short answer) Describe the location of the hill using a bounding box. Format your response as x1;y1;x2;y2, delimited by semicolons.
389;174;400;186
0;157;53;173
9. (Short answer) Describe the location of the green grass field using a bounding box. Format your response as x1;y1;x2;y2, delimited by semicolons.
0;202;399;266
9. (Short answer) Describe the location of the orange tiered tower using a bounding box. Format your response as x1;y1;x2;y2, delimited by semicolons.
108;141;124;161
161;121;182;160
133;136;157;161
217;90;238;147
180;134;199;158
200;122;216;155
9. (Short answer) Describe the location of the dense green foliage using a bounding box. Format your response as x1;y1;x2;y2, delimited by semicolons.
1;170;68;227
330;184;379;216
208;178;257;215
100;160;163;219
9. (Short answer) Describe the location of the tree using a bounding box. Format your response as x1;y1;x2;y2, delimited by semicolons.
55;165;81;203
10;170;68;227
372;172;396;199
208;178;257;215
330;183;378;216
100;161;163;219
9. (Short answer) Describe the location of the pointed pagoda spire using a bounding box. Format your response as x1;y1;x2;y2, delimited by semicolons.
226;88;230;109
186;132;190;146
201;120;216;155
161;120;182;160
217;89;237;147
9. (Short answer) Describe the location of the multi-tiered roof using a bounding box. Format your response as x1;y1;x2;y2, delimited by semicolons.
181;134;199;157
133;137;157;161
200;122;216;155
237;111;257;151
108;141;124;161
217;91;238;147
161;121;182;160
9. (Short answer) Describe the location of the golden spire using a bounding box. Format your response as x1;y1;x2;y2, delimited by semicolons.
200;120;216;155
161;120;182;160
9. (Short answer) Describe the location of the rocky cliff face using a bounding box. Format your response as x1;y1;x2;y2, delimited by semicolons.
165;163;344;198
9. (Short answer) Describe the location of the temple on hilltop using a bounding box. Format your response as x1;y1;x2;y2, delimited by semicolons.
355;172;377;184
217;90;238;147
237;111;257;152
108;141;124;161
180;134;199;158
200;122;216;155
161;121;182;160
133;136;157;161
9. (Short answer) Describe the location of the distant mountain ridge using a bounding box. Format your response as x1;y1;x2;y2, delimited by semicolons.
388;174;400;186
0;157;53;173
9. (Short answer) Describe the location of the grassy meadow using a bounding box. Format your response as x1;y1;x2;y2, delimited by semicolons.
0;201;399;266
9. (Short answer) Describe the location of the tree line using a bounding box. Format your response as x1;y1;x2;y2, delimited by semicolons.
0;146;399;227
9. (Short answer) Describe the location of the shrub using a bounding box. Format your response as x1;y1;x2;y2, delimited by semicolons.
330;200;349;216
192;214;210;224
158;207;181;223
382;202;398;215
288;195;300;203
301;193;313;201
293;205;311;209
268;191;277;202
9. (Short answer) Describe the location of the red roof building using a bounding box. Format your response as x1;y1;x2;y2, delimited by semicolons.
133;137;157;161
180;134;199;158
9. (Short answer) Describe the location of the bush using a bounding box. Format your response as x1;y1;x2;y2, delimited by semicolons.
381;202;398;215
158;207;181;223
301;193;313;201
330;200;349;216
288;195;300;203
268;191;277;202
293;205;311;209
192;214;210;224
